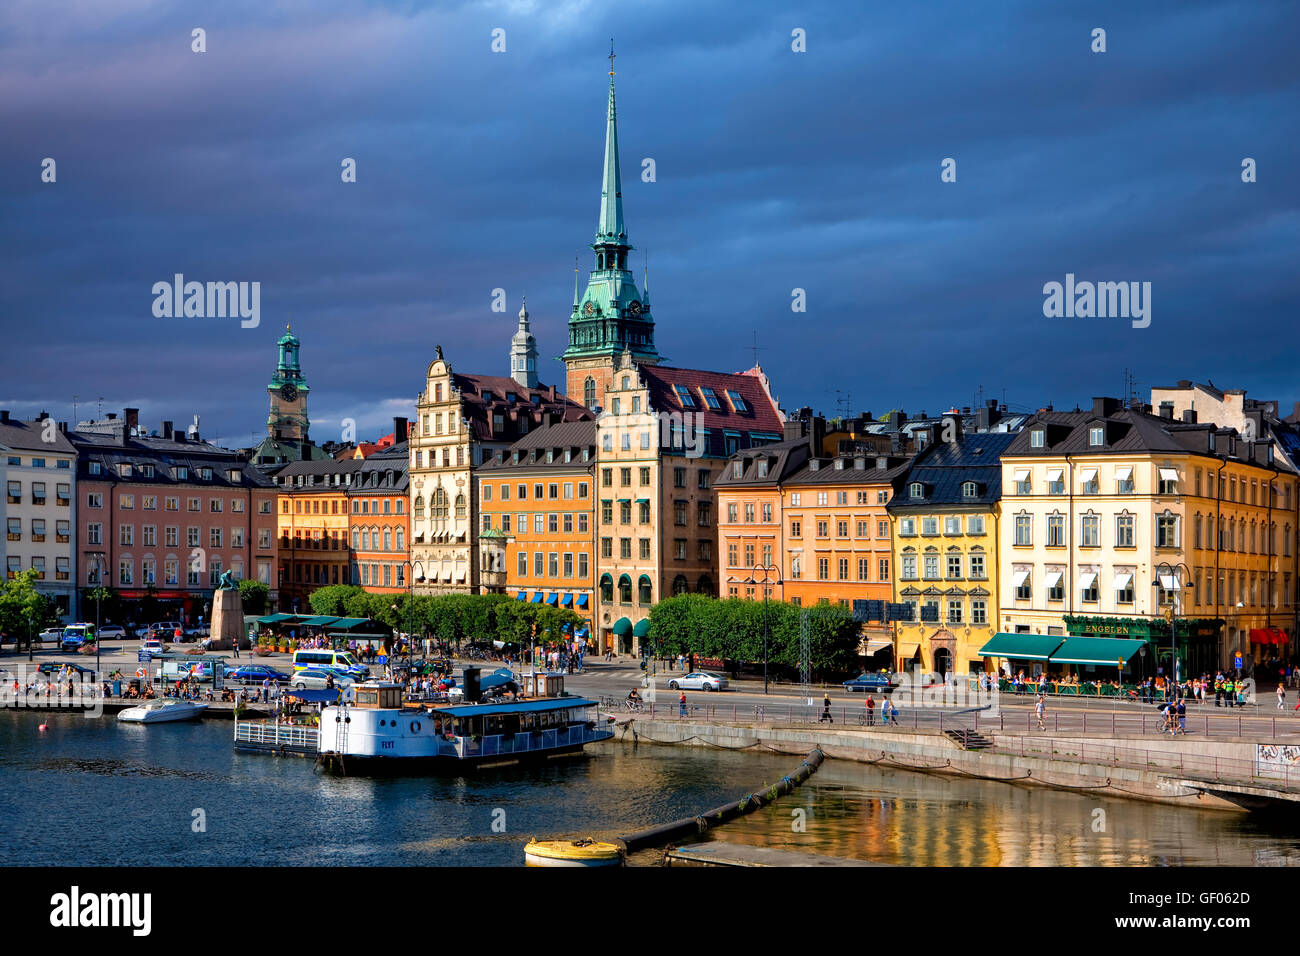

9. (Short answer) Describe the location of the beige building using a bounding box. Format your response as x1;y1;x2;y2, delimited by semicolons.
998;397;1294;678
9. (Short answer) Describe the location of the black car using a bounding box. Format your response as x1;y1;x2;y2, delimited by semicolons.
842;672;898;693
225;665;292;685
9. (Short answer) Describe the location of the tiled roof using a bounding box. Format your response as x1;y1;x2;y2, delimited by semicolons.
784;455;913;486
714;437;810;487
477;421;597;472
888;432;1019;509
640;365;784;444
1002;406;1271;463
0;419;76;454
451;373;593;443
71;432;276;488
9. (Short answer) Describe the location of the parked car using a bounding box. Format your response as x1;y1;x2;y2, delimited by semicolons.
60;624;96;652
226;665;292;686
842;672;898;693
97;625;127;640
38;627;65;644
145;621;185;641
288;666;357;692
667;672;729;692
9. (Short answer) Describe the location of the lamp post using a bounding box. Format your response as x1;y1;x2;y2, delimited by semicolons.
406;560;426;662
87;554;107;677
745;564;782;695
1152;561;1194;685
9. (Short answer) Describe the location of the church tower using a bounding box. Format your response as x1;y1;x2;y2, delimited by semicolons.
562;44;659;409
253;325;328;466
510;296;539;388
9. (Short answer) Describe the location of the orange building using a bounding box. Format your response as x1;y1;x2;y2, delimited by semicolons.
716;438;808;603
346;439;409;594
274;459;355;610
476;421;598;638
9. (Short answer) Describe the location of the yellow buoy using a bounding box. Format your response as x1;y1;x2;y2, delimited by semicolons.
524;837;622;867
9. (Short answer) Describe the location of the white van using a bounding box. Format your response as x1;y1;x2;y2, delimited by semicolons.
292;649;368;678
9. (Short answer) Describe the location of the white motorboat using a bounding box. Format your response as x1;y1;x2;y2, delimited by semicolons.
117;698;208;723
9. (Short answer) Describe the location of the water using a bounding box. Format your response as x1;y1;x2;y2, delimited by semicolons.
3;711;1298;866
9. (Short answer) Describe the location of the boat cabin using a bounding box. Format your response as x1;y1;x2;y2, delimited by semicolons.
351;683;404;710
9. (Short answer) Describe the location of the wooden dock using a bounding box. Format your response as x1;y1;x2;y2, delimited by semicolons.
663;842;879;867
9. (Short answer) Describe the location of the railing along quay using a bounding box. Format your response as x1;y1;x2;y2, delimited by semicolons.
622;700;1300;740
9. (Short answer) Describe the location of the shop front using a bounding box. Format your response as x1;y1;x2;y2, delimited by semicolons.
1063;614;1224;681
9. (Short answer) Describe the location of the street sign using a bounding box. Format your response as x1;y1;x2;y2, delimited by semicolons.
1234;653;1243;669
137;650;151;663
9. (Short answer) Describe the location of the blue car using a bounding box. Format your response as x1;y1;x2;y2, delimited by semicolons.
225;664;292;686
842;672;897;693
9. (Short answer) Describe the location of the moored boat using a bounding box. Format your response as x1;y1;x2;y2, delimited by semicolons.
316;674;613;774
117;698;208;723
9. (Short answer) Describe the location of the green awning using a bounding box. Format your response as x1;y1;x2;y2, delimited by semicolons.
298;615;340;627
633;619;651;638
1048;637;1147;666
978;633;1065;661
324;617;387;632
253;613;297;624
612;617;633;636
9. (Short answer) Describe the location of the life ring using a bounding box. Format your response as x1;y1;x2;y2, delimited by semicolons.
410;720;421;733
135;667;147;678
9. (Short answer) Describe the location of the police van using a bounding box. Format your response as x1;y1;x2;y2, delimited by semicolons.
291;648;368;679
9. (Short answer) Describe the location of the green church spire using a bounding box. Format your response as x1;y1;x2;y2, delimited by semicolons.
562;41;658;368
598;40;625;242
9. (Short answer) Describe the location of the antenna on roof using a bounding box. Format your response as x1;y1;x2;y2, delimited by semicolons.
749;330;763;368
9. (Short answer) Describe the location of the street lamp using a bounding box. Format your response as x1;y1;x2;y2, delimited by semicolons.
745;564;782;695
408;560;426;662
87;554;107;677
1152;561;1194;686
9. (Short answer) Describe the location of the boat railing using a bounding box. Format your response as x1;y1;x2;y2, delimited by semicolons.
234;720;320;749
457;723;607;758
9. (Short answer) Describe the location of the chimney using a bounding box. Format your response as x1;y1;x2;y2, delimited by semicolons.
393;417;408;444
854;456;865;470
1181;409;1197;424
941;413;963;443
0;410;8;423
162;420;173;440
809;415;826;459
1091;397;1120;418
809;459;821;472
124;408;139;435
1177;379;1192;388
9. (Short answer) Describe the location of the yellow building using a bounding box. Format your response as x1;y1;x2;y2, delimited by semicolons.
886;425;1016;677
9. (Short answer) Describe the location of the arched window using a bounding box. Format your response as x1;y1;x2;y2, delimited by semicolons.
618;574;633;604
361;530;370;551
454;493;466;519
414;495;424;518
352;529;360;550
600;574;614;602
962;481;977;498
672;574;688;596
584;377;596;409
638;575;652;605
433;488;448;519
395;528;404;550
383;528;392;551
696;574;713;596
910;482;925;500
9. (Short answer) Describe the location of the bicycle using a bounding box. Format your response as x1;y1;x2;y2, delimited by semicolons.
622;699;645;714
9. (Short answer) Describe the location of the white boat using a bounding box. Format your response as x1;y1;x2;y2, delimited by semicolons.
117;698;208;723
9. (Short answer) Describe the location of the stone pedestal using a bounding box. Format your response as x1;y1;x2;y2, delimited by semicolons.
210;588;248;651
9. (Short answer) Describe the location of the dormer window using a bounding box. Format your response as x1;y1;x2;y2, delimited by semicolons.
910;482;925;499
141;464;154;478
175;466;188;480
700;387;722;410
1089;426;1104;447
200;467;212;481
732;461;743;479
1031;428;1045;448
962;481;977;498
726;390;748;413
673;385;696;408
88;462;101;476
120;464;133;478
229;469;241;483
757;460;769;478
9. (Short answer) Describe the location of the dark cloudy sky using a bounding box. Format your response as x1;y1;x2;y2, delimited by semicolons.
2;0;1296;447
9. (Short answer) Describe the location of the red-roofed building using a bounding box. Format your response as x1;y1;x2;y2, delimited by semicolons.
591;351;785;655
409;343;593;595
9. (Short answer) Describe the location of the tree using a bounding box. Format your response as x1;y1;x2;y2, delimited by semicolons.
1;569;59;652
238;579;270;616
308;584;364;616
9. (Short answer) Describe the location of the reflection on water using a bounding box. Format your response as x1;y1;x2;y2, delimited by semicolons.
4;712;1300;866
706;760;1300;866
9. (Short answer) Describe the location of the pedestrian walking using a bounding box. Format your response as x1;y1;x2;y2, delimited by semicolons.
865;694;876;726
678;690;687;717
1176;698;1187;735
1035;694;1046;731
819;694;833;724
1279;684;1287;710
887;699;900;726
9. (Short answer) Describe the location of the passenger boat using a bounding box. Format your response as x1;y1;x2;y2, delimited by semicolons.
117;698;208;723
316;674;613;774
